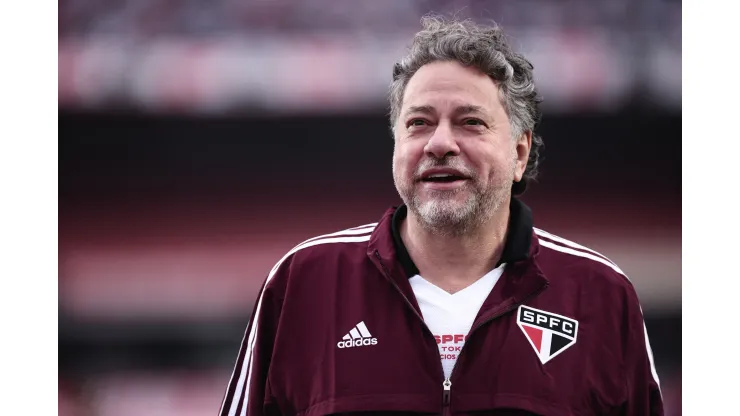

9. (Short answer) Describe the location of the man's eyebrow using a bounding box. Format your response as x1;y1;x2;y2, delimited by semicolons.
403;105;435;118
453;105;487;117
403;105;488;118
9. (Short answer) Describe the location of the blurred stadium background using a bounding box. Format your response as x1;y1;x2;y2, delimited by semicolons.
58;1;681;415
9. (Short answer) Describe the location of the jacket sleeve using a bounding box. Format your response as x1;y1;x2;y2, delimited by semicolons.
622;286;664;416
218;270;285;416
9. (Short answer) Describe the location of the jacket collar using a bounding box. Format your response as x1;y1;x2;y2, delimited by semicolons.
367;197;547;321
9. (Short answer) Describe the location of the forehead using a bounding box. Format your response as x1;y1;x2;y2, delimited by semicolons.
401;60;503;114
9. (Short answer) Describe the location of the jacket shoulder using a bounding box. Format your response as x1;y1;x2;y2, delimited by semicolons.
289;222;377;257
533;227;636;293
265;222;378;283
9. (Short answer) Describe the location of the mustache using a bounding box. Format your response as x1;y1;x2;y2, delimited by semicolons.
413;158;475;181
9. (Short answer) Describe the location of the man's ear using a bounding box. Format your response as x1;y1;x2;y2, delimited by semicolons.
514;130;532;182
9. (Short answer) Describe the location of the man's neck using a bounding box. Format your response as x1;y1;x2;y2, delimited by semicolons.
401;200;511;294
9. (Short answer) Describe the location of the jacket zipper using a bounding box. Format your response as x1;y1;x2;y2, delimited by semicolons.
373;252;448;391
374;250;547;413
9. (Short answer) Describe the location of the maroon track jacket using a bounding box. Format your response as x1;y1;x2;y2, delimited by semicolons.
219;199;663;416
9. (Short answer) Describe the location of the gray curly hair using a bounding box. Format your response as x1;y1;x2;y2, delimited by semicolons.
389;15;544;195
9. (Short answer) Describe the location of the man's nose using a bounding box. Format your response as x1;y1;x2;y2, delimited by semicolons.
423;122;460;159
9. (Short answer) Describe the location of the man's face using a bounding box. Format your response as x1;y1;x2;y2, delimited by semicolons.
392;60;530;235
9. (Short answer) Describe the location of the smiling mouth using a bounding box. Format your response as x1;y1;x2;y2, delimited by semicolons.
421;174;468;183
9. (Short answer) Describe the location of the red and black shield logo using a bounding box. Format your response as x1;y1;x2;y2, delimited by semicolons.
516;305;579;364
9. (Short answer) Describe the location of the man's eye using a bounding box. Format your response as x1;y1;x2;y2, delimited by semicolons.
464;118;484;126
408;119;428;127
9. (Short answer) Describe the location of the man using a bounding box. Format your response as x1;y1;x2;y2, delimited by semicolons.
219;16;663;416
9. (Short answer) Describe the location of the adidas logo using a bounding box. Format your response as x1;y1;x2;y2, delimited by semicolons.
336;321;378;349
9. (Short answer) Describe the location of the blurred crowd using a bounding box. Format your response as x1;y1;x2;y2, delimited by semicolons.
58;0;681;113
60;0;680;37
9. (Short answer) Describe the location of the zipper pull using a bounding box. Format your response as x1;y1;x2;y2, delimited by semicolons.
442;378;451;406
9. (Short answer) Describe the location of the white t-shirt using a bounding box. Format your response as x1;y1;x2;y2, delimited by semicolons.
409;264;506;379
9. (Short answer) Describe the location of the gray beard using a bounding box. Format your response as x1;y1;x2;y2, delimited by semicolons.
404;179;510;237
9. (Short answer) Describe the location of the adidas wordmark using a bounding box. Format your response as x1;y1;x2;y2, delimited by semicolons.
337;321;378;348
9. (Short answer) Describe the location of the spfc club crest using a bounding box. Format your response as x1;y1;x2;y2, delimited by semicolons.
517;305;579;364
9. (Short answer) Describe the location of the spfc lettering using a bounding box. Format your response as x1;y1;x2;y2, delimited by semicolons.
517;305;579;364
